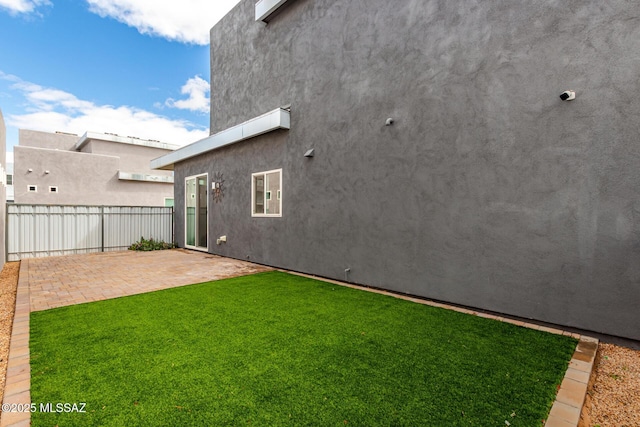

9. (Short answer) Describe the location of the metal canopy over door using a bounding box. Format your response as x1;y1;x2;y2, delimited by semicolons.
185;174;208;250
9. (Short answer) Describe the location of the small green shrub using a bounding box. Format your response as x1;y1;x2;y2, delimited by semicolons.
128;236;175;251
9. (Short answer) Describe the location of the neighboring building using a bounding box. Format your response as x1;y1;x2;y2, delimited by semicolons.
153;0;640;341
5;152;13;202
15;130;178;206
0;110;6;268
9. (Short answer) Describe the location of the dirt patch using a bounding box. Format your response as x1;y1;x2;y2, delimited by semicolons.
580;343;640;427
0;262;20;406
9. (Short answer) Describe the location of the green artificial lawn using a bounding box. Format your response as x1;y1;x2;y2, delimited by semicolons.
30;271;577;426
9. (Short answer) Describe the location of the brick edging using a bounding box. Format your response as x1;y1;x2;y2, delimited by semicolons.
545;336;598;427
0;260;31;427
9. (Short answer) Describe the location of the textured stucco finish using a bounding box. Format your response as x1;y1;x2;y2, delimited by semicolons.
175;0;640;340
15;131;174;206
82;140;174;173
19;129;78;151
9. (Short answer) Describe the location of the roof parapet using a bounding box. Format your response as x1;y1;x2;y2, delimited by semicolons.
75;131;181;152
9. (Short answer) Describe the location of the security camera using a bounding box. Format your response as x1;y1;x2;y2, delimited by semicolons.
385;118;394;126
559;90;575;101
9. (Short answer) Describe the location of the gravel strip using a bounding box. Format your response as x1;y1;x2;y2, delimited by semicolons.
581;343;640;427
0;262;20;407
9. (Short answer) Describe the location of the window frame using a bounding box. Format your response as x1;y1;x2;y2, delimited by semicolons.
251;168;282;217
184;173;209;252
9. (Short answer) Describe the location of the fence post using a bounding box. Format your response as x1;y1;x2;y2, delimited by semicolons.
101;206;105;253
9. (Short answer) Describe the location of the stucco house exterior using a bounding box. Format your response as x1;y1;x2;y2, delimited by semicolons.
5;152;13;203
15;129;178;206
153;0;640;342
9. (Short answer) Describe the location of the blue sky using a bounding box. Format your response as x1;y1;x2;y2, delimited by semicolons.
0;0;242;152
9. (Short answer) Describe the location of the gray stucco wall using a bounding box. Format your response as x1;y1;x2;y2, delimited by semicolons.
175;0;640;340
19;129;78;151
14;146;172;206
84;140;174;176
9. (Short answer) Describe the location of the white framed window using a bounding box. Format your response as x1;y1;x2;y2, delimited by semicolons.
28;185;37;192
252;169;282;217
49;186;58;193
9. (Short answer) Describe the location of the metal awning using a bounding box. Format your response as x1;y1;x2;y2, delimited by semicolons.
255;0;292;22
150;107;290;171
118;171;174;183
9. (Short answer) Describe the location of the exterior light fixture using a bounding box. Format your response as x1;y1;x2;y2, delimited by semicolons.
304;149;315;158
559;90;576;101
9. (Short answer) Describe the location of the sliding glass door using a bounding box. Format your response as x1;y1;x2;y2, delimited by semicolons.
185;174;208;250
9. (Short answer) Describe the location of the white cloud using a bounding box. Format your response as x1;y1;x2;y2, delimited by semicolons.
0;0;50;15
85;0;241;45
1;73;209;146
12;82;94;112
165;75;209;113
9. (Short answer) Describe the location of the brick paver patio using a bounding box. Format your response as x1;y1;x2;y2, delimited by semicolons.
26;249;271;312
